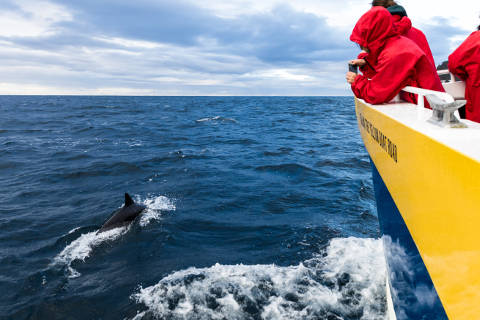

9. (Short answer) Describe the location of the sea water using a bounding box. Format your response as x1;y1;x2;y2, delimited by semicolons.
0;96;386;319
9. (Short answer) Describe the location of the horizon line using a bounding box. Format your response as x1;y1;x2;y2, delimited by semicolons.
0;94;354;97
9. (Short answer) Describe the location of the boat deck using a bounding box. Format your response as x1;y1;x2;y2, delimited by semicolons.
362;99;480;162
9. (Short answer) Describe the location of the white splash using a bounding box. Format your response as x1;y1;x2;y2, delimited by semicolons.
67;226;81;235
138;195;176;227
196;116;237;123
53;194;175;278
52;227;128;278
131;237;387;320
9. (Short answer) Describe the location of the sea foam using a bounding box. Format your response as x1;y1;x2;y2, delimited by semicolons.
196;116;237;123
132;237;387;320
52;195;175;278
138;195;176;227
53;227;128;278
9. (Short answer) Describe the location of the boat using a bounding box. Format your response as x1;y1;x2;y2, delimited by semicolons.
354;71;480;319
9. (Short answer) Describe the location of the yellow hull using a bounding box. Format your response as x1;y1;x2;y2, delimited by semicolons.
355;97;480;319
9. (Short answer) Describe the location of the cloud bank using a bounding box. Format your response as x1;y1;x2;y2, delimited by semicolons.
0;0;474;95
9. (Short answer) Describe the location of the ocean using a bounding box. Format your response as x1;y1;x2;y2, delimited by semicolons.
0;96;386;320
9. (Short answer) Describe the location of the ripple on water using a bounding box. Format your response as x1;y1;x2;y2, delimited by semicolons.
0;96;378;319
255;163;330;178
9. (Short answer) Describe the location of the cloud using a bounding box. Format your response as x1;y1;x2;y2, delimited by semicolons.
0;0;477;95
420;17;473;65
0;0;72;37
19;0;351;65
0;0;359;95
213;4;351;64
49;0;224;46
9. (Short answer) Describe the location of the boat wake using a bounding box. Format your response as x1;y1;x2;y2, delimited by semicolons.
131;237;387;320
52;195;175;278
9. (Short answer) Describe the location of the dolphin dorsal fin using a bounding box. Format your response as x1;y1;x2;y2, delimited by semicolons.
125;193;134;206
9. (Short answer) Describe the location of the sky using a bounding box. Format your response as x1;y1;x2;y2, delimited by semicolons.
0;0;478;96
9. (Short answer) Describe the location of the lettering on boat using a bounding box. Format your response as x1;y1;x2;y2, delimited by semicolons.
359;113;398;163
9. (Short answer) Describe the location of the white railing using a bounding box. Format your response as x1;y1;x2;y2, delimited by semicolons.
401;68;467;108
401;86;454;108
402;78;467;125
437;69;456;83
437;70;466;100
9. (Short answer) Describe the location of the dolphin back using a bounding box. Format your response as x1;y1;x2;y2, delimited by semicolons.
98;193;146;233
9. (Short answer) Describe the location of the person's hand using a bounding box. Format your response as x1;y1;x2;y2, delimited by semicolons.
346;72;358;84
349;59;366;67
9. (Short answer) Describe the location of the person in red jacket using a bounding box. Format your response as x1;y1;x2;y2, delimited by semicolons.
448;27;480;123
372;0;436;67
346;7;444;105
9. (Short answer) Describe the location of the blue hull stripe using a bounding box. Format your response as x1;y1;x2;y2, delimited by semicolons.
371;160;448;320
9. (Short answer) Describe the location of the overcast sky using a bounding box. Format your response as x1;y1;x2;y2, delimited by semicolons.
0;0;478;95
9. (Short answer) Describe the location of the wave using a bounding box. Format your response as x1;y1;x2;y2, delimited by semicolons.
52;227;129;278
126;140;144;147
137;195;176;227
196;116;238;123
63;153;94;161
0;161;24;170
143;150;211;167
315;157;371;170
255;163;330;178
131;237;387;320
57;162;145;180
80;105;120;110
263;147;293;157
52;195;176;278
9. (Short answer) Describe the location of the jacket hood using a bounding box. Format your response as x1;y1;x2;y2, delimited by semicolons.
350;7;397;59
393;16;412;35
387;5;408;18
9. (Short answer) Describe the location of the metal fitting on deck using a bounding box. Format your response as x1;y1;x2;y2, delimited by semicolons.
425;94;467;128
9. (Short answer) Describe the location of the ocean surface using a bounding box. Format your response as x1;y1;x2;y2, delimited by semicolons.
0;96;386;320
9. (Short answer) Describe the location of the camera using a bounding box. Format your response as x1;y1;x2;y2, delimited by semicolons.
348;63;358;74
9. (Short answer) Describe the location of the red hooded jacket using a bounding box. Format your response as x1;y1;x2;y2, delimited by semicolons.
393;15;436;68
350;7;444;105
449;31;480;123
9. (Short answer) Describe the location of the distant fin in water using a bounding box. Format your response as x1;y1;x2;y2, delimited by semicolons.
125;193;134;206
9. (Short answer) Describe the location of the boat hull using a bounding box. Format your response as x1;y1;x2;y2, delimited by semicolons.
355;97;480;319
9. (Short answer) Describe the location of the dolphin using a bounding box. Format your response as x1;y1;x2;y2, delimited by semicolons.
98;193;146;233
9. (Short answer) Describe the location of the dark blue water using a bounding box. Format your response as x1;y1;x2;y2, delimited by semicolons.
0;96;386;320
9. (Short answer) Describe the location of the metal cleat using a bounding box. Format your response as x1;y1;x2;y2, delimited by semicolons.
425;94;467;128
